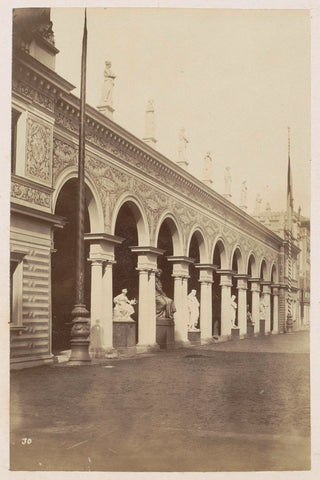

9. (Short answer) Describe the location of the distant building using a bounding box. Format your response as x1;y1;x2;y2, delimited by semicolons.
253;206;310;328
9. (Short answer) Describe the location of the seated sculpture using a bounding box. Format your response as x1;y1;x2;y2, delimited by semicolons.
187;289;200;331
113;288;137;321
155;269;176;320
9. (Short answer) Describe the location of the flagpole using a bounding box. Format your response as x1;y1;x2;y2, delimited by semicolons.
286;126;293;333
69;9;91;363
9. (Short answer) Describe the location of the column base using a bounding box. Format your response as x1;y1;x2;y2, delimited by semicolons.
136;343;160;354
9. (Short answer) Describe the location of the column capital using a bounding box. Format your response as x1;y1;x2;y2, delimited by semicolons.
130;246;164;270
167;255;194;266
236;277;248;290
85;233;124;262
171;272;190;280
130;246;165;257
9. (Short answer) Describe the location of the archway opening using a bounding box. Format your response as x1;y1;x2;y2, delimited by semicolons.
212;242;223;335
52;178;91;354
231;249;242;327
114;203;139;335
156;220;174;300
270;264;277;331
247;255;256;323
188;233;201;328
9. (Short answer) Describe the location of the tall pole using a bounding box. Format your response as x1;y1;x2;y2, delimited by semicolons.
69;10;91;363
286;127;293;333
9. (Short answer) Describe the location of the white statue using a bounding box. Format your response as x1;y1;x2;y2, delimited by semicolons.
224;166;232;196
100;61;116;107
178;128;189;166
240;180;248;206
113;288;137;321
187;290;200;331
259;296;269;320
230;295;238;328
202;152;213;186
144;99;156;141
254;194;262;214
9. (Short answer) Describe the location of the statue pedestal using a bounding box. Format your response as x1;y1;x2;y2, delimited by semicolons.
188;330;201;345
231;327;240;339
156;317;175;350
113;319;136;350
259;319;265;336
247;324;255;338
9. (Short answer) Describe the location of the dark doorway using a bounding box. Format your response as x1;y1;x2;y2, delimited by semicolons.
51;179;91;354
114;203;139;339
157;221;174;300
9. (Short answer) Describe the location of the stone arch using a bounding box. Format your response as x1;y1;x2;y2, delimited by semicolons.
259;258;268;280
270;262;278;283
246;251;258;278
53;167;104;233
186;226;209;263
154;212;183;256
111;193;150;245
211;236;228;269
230;245;245;274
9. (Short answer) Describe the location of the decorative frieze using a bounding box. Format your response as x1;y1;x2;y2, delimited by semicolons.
26;117;52;184
52;138;77;183
12;78;55;112
11;181;51;208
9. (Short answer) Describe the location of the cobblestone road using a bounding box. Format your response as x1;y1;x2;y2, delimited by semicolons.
10;331;310;472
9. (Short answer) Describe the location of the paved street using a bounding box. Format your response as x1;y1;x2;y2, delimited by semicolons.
10;331;310;472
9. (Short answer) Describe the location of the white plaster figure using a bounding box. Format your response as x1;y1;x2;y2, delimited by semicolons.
224;166;232;196
259;296;269;320
187;289;200;331
113;288;137;321
240;180;248;206
230;294;238;328
100;61;116;107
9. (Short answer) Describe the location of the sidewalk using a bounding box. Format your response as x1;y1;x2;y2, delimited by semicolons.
10;330;310;472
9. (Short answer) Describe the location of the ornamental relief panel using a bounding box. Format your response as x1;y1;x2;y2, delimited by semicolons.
11;181;50;209
26;117;52;184
53;138;77;183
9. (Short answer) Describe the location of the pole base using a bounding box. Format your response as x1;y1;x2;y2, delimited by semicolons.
69;339;91;363
286;314;293;333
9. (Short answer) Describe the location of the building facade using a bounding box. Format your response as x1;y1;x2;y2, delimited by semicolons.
10;9;303;368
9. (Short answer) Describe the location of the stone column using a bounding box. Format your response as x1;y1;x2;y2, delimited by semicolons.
218;271;233;337
261;282;272;333
249;279;261;333
271;285;280;334
195;265;215;343
235;275;248;336
167;256;194;347
85;233;124;354
130;247;164;352
88;259;103;328
102;261;116;350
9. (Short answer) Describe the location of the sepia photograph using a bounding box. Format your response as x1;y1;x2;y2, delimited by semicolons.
3;0;318;476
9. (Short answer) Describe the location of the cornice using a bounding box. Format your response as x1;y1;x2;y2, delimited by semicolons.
11;202;66;228
54;94;283;249
13;49;75;97
11;174;54;194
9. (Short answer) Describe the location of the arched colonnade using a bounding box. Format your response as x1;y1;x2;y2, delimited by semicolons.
53;174;280;353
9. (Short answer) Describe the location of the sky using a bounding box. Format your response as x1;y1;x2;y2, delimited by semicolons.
51;7;310;216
